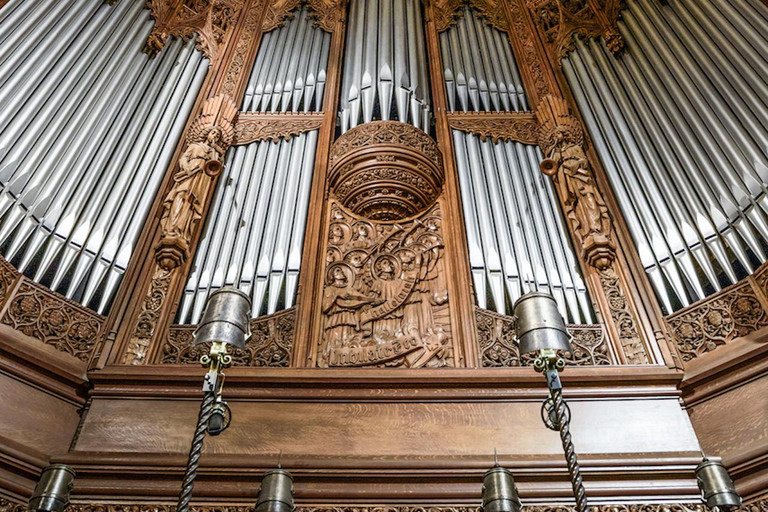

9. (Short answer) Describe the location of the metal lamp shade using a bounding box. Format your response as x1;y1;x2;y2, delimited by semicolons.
194;287;252;349
696;458;741;509
255;469;295;512
28;464;75;512
482;466;522;512
513;291;572;356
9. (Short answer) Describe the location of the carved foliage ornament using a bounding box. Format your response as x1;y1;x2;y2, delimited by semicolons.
0;256;20;307
476;307;610;367
319;202;453;368
446;111;540;144
145;0;245;61
598;267;647;364
430;0;508;32
234;113;324;145
536;95;615;270
526;0;623;61
666;271;768;363
220;0;264;97
262;0;345;32
506;0;552;100
164;307;295;366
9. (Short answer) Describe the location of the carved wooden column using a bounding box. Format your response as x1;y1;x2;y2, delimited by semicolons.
105;0;269;365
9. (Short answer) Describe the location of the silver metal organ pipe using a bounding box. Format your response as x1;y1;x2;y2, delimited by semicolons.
242;6;331;112
339;0;431;133
177;132;320;323
453;130;593;323
0;0;209;313
563;0;768;313
439;8;528;112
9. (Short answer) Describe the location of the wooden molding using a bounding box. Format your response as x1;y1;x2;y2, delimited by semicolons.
234;112;324;145
445;111;540;144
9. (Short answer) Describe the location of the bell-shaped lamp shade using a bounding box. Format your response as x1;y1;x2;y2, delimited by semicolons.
696;458;741;510
513;291;572;356
255;468;294;512
482;466;522;512
28;464;75;512
194;287;252;349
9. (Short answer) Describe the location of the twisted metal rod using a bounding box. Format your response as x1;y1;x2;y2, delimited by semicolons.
551;387;588;512
177;390;216;512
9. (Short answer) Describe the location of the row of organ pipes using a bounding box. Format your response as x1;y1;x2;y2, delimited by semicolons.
564;0;768;313
0;0;207;313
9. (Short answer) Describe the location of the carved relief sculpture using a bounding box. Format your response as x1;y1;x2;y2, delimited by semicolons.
156;94;238;270
145;0;244;61
318;202;453;368
536;95;615;270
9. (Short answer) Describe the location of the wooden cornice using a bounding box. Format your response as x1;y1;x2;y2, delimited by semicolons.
445;111;540;144
234;112;325;145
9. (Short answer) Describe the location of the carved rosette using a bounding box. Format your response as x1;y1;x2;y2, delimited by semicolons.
163;307;295;366
318;201;453;368
329;121;444;221
476;307;610;367
666;275;768;363
0;280;104;363
145;0;245;61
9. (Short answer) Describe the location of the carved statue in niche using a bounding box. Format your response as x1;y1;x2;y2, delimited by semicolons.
318;202;453;368
155;95;237;270
537;95;615;269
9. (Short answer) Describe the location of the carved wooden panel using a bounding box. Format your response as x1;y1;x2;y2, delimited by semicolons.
666;272;768;363
234;113;324;145
446;111;540;144
219;0;265;98
476;307;610;367
318;201;454;368
0;280;104;363
163;307;295;366
430;0;508;32
262;0;344;32
0;256;20;308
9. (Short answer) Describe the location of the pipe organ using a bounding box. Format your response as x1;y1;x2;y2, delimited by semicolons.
0;0;208;313
563;0;768;313
3;0;768;508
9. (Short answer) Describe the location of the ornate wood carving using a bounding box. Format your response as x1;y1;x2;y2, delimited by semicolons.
261;0;344;32
430;0;507;32
328;121;444;221
145;0;245;60
598;266;647;364
666;269;768;363
163;307;295;366
0;256;20;308
318;201;453;368
122;267;174;365
0;280;104;364
476;307;610;367
446;111;540;144
526;0;623;61
156;95;239;271
536;95;615;270
219;0;265;98
505;0;553;102
234;112;324;145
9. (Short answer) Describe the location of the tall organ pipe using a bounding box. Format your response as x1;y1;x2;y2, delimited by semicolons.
339;0;431;133
563;0;768;313
439;8;528;112
0;0;209;313
453;131;593;323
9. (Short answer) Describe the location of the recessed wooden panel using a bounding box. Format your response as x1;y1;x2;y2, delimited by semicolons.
75;397;700;456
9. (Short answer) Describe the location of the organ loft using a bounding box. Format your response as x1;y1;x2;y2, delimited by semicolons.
0;0;767;510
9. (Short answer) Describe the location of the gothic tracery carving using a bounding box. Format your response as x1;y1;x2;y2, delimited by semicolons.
262;0;344;33
446;111;540;144
318;202;453;368
145;0;244;61
234;113;324;145
430;0;507;32
164;308;295;366
536;95;616;270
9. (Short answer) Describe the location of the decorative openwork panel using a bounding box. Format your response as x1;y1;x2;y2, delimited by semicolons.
563;0;768;314
453;131;593;322
164;307;295;366
0;0;208;314
476;307;611;367
338;0;431;132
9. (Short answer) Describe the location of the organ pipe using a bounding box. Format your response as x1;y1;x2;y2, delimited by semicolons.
339;0;431;133
0;0;208;314
177;132;319;323
439;8;528;112
563;0;768;313
453;131;593;323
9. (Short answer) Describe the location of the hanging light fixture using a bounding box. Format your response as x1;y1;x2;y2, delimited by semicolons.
696;457;741;511
255;468;295;512
28;464;75;512
176;287;252;512
514;291;588;512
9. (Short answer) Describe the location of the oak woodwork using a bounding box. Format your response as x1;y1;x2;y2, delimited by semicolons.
445;111;540;145
233;112;324;145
